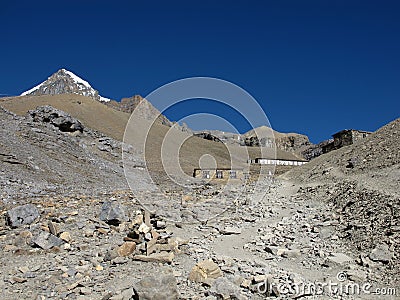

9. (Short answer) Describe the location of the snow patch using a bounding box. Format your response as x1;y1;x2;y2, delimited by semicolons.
21;81;45;96
62;69;92;88
99;96;111;102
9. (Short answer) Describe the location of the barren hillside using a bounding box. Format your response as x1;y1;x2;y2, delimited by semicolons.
284;118;400;280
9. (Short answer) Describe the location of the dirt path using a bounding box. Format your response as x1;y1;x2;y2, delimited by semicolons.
190;179;398;299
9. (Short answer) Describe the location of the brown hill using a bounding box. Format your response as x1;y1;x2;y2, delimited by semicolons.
106;95;172;126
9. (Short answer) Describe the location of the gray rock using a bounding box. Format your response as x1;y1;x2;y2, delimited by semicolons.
220;226;242;235
6;204;40;228
346;269;367;282
110;288;138;300
327;252;353;265
210;277;245;299
31;230;64;249
135;271;178;300
369;243;393;264
282;248;301;258
265;246;285;256
99;201;128;225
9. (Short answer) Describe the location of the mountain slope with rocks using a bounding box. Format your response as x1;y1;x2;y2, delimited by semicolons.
284;118;400;281
0;105;140;201
0;98;398;298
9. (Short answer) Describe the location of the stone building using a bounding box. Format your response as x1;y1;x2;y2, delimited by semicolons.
322;129;372;154
193;168;246;180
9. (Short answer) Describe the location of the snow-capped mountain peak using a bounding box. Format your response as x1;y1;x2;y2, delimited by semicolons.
21;69;111;102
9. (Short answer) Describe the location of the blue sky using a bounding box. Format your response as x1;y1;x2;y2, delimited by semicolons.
0;0;399;143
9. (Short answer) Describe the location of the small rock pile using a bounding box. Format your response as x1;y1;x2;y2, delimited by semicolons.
99;201;187;264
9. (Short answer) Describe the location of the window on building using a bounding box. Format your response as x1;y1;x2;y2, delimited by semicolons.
216;170;223;179
229;170;237;179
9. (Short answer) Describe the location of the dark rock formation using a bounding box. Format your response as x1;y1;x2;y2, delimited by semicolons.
99;201;128;226
194;132;223;143
29;105;84;132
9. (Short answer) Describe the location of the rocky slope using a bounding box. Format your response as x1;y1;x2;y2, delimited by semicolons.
284;118;400;281
0;105;147;201
21;69;111;102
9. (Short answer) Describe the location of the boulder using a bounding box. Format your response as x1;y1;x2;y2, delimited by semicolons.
135;271;178;300
369;243;393;264
210;277;245;299
6;204;40;228
220;226;242;235
188;260;223;285
117;242;136;257
99;201;128;225
327;252;353;265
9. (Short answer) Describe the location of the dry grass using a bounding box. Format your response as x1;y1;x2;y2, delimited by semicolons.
0;94;129;140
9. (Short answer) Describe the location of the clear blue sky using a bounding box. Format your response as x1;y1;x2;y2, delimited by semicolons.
1;0;399;143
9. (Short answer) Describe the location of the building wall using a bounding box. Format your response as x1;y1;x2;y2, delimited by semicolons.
333;130;371;149
334;130;353;147
255;158;307;166
193;169;245;180
351;130;371;143
324;130;371;154
322;142;335;154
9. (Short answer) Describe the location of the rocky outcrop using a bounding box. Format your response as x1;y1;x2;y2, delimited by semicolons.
99;201;128;226
193;132;223;143
301;139;333;160
275;134;311;152
29;105;84;132
243;126;311;154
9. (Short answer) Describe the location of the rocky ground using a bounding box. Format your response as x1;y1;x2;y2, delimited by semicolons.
0;106;398;299
1;179;398;299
